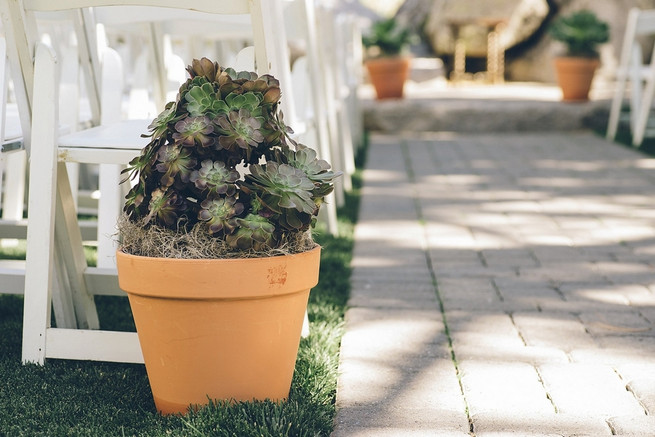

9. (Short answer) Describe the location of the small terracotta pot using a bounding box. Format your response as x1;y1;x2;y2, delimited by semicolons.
553;56;600;101
116;246;321;415
365;56;411;99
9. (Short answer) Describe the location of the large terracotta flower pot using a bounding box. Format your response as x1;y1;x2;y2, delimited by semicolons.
553;56;600;101
365;56;411;99
116;246;321;415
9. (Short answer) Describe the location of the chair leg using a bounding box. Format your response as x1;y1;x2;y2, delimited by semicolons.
96;164;122;268
607;68;628;141
22;43;100;364
22;43;62;364
633;54;655;147
54;162;100;330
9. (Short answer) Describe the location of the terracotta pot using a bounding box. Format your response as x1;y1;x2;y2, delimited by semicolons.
553;56;600;101
365;56;411;99
116;246;321;415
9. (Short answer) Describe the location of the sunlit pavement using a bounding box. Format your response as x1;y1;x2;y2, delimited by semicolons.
333;128;655;436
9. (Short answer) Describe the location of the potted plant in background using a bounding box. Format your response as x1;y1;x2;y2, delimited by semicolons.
549;9;609;101
362;16;413;99
116;58;340;415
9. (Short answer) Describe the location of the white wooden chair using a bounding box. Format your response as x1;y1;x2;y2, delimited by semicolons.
315;4;356;205
606;8;655;146
0;35;29;293
284;0;339;235
0;34;28;245
0;0;298;365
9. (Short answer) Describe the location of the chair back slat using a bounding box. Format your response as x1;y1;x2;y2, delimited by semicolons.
24;0;250;15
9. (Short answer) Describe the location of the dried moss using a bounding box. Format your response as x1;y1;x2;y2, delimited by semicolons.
116;214;317;259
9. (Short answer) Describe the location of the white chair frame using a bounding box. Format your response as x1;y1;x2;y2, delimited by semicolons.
0;0;297;365
607;7;655;146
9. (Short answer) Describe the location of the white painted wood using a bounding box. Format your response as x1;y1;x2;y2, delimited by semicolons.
55;161;100;330
0;0;36;141
606;8;655;146
0;32;27;249
340;15;364;152
22;42;60;364
233;45;255;72
0;37;7;220
97;47;125;268
252;0;297;130
0;219;98;240
0;261;26;295
59;43;82;210
25;0;250;15
57;119;150;150
315;6;345;208
1;152;26;222
4;0;307;364
333;15;357;181
0;37;6;145
46;328;143;363
83;267;123;295
0;262;125;297
632;44;655;146
284;0;338;235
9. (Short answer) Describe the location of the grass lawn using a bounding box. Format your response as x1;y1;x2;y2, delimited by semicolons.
0;144;365;436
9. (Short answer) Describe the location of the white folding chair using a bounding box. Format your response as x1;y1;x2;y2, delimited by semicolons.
0;35;28;293
0;0;298;365
315;5;356;205
606;8;655;146
284;0;339;235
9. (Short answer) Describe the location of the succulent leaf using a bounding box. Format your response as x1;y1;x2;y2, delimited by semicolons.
155;144;197;187
185;82;228;117
227;213;276;250
146;102;182;139
225;92;263;113
198;197;244;235
286;145;341;197
145;188;187;227
243;162;317;230
172;116;215;148
190;160;240;195
214;109;265;158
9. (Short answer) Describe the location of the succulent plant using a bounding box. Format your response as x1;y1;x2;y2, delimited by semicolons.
549;10;609;58
122;57;341;257
362;17;413;57
185;81;229;117
198;197;244;235
144;188;188;227
214;108;265;159
190;160;239;196
155;144;196;187
242;162;316;231
172;115;215;148
227;213;276;251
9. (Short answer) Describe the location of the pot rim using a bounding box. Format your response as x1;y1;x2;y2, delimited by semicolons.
116;245;321;300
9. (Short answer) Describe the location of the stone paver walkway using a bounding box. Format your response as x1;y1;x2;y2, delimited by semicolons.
333;132;655;436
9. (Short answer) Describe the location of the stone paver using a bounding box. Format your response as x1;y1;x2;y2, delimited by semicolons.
333;132;655;436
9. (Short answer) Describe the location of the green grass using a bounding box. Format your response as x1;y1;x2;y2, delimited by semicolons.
0;141;366;436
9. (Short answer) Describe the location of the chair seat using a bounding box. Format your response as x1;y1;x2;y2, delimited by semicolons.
58;118;150;164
